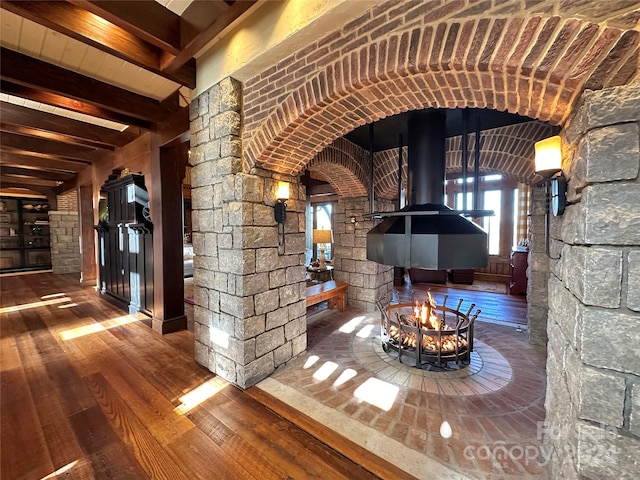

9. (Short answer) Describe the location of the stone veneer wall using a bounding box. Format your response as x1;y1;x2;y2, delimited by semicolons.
544;83;640;478
190;77;307;389
528;187;549;345
48;211;81;274
332;197;394;312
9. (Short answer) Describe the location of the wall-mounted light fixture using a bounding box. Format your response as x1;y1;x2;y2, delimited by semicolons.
313;229;333;269
274;181;289;245
534;135;567;257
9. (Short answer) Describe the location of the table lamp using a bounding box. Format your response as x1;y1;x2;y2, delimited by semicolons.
312;229;333;269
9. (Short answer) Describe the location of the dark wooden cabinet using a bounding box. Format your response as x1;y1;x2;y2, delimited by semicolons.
95;174;153;315
0;197;51;273
510;248;528;295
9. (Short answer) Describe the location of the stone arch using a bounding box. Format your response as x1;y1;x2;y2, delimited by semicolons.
306;138;368;198
244;13;638;176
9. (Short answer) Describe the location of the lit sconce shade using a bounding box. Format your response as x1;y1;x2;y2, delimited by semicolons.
534;136;562;177
276;181;290;201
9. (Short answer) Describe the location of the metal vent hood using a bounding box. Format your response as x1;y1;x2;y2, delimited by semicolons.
366;110;489;270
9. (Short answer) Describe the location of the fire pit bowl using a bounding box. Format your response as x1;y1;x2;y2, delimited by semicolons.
376;294;481;370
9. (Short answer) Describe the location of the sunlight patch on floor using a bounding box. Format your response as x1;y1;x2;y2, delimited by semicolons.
174;378;226;415
313;361;338;381
40;460;78;479
338;315;366;333
59;315;137;340
353;377;399;411
0;296;72;314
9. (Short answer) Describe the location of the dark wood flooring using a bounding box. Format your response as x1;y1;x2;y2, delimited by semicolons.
1;273;410;480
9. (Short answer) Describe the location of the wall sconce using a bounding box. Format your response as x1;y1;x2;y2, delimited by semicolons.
534;135;567;257
274;181;289;245
313;229;333;269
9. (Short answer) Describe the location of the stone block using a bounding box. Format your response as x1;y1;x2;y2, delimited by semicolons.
219;77;242;112
285;266;306;284
284;316;306;341
579;83;640;131
292;333;306;357
252;203;275;226
241;226;278;249
579;366;625;427
631;383;640;437
194;340;209;367
218;249;245;275
254;290;279;316
288;300;306;321
274;342;293;366
548;276;581;349
279;283;300;307
574;123;639;186
269;268;286;289
583;183;640;245
628;251;640;312
237;173;264;203
220;292;243;317
237;314;265;340
255;248;280;272
563;246;622;308
581;308;640;374
237;353;274;389
255;327;284;358
213;110;241;138
242;272;269;296
215;354;237;384
266;307;289;330
349;272;364;287
577;422;640;479
227;201;252;226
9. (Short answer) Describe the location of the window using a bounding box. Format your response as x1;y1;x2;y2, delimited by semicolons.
312;202;333;260
482;190;501;256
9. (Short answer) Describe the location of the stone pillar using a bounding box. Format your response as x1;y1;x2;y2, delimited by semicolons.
49;211;81;274
544;84;640;479
190;78;306;388
527;187;550;345
333;197;394;311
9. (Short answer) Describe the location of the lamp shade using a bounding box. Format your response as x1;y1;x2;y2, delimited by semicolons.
276;181;290;200
313;229;333;244
534;136;562;177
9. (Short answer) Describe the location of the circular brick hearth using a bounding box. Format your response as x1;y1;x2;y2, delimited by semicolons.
352;333;513;396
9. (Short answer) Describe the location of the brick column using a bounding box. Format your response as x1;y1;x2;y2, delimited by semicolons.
544;84;640;479
49;211;81;274
190;78;306;388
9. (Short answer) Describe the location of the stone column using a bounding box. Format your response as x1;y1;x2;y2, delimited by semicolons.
190;78;306;388
333;197;394;311
527;187;550;345
49;210;81;274
544;84;640;479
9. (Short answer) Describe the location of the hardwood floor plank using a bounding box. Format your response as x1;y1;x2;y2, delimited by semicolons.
84;372;190;480
213;385;375;480
187;406;291;480
0;368;54;480
1;273;393;480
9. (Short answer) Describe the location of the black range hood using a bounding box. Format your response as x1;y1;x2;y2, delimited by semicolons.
366;110;489;270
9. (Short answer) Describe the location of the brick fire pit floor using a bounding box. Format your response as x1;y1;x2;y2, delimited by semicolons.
257;295;548;480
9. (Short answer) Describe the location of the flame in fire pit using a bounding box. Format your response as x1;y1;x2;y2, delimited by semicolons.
414;292;443;330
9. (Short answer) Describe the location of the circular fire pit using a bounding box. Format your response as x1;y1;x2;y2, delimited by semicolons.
377;294;481;370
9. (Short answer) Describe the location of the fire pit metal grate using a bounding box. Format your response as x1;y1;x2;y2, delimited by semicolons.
376;293;481;370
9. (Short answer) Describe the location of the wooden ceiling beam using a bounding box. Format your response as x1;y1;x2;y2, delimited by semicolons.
1;175;59;188
0;81;152;130
0;102;142;148
0;166;76;182
1;132;105;163
0;151;91;173
0;49;178;124
0;1;195;88
69;0;183;54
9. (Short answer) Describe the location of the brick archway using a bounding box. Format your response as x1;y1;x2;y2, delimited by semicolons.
307;138;368;198
244;12;638;176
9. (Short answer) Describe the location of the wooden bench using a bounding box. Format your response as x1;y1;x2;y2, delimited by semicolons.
305;280;349;311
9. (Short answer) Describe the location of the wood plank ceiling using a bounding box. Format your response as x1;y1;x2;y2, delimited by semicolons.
0;0;259;197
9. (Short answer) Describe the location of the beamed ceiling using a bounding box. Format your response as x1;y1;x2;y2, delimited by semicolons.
0;0;260;197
